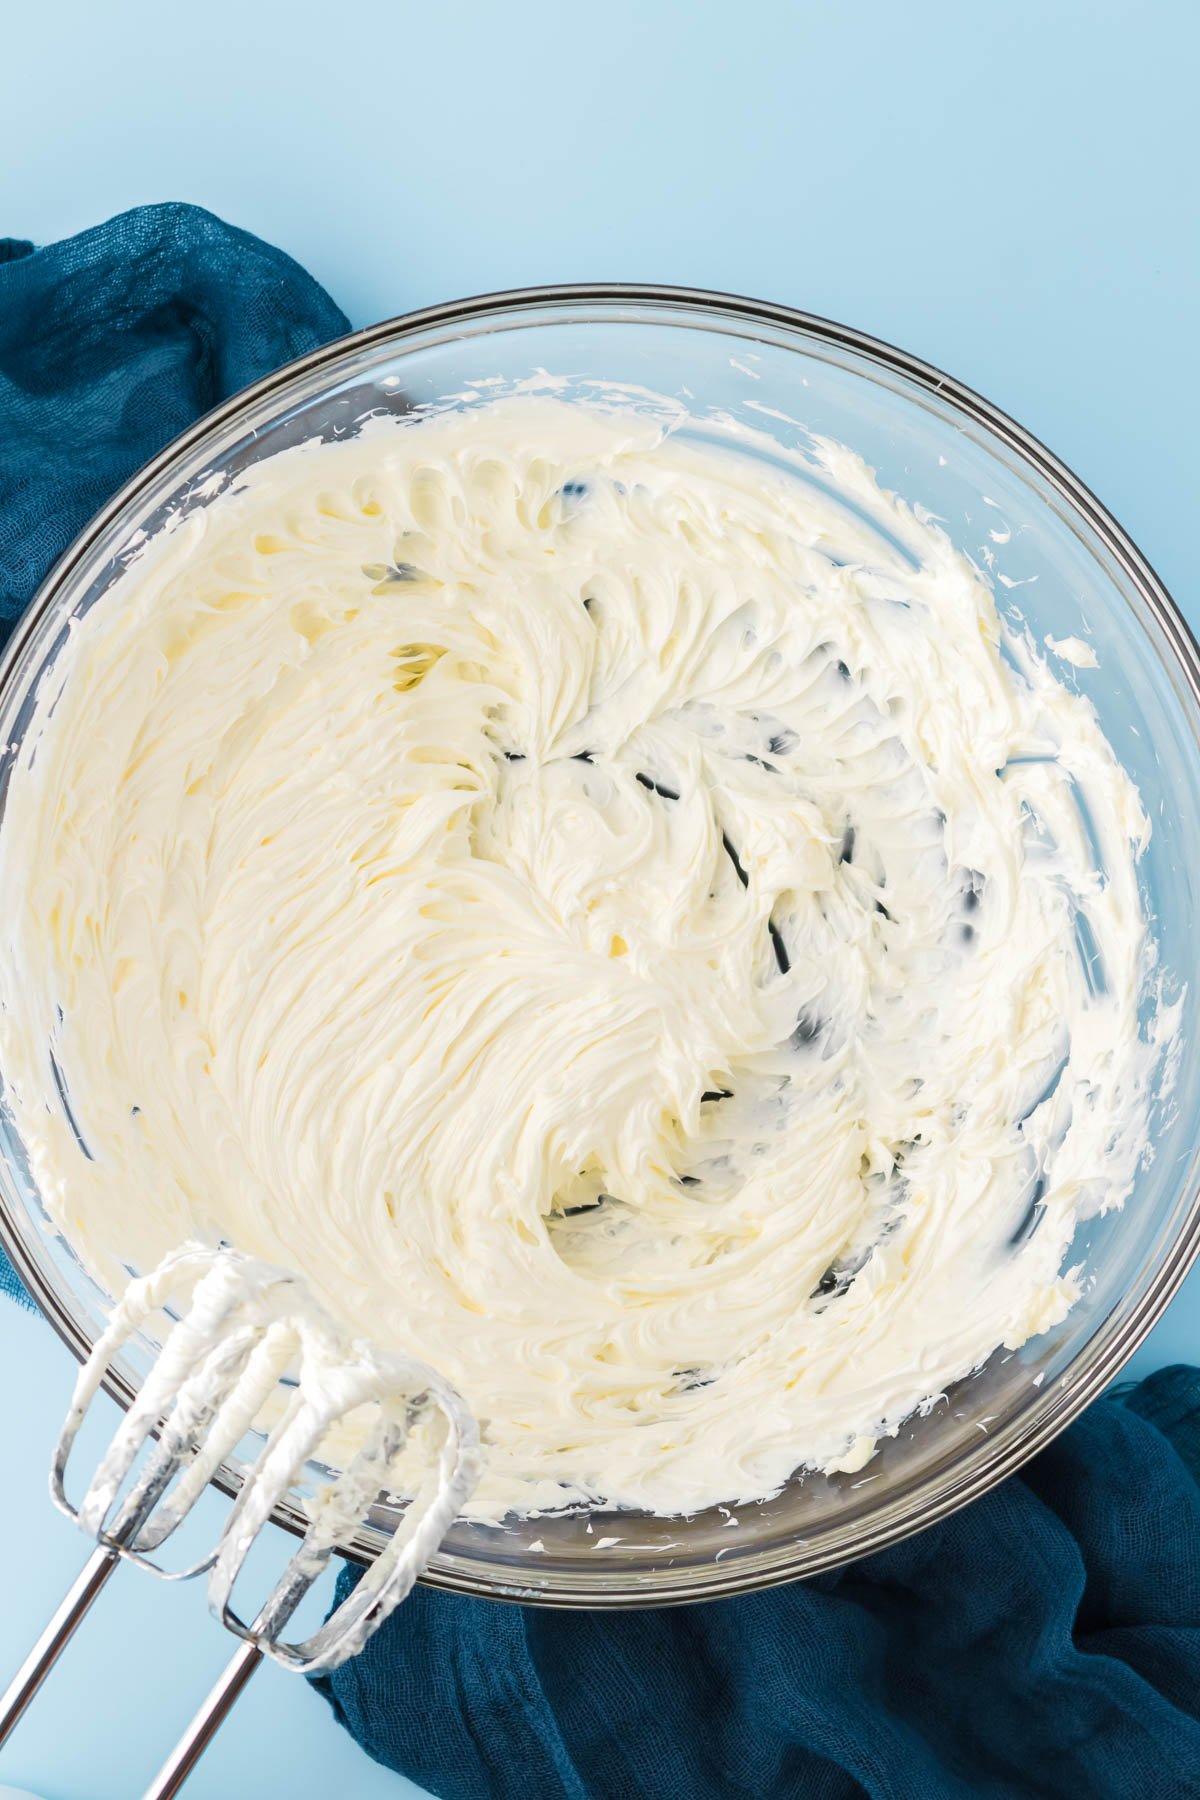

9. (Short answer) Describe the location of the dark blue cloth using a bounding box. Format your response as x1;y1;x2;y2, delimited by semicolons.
2;205;1198;1800
0;201;348;630
319;1369;1200;1799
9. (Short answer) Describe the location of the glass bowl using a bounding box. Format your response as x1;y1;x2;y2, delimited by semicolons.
1;287;1198;1607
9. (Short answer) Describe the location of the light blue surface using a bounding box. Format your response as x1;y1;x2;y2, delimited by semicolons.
0;1;1197;1794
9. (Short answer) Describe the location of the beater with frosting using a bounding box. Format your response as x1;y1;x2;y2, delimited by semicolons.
0;399;1162;1518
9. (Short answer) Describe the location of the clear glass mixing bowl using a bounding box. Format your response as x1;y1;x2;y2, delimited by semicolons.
1;288;1197;1607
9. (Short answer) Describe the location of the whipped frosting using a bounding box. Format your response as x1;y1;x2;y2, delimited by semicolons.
0;398;1164;1518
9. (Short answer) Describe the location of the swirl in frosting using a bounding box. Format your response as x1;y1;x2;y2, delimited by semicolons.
0;399;1161;1517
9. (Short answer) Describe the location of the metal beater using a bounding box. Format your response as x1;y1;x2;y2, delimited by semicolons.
0;1243;480;1797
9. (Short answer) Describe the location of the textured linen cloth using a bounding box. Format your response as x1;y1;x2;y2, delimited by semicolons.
0;201;347;627
316;1369;1200;1799
1;204;1197;1800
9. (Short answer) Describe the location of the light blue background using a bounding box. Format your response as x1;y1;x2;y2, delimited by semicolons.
0;1;1197;1795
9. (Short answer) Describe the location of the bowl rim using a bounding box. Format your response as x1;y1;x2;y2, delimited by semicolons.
2;280;1199;1607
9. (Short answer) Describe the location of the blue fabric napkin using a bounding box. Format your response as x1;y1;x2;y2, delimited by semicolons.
0;201;348;630
2;204;1198;1800
317;1369;1200;1798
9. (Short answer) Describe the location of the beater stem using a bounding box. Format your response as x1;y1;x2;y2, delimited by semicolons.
0;1543;119;1744
140;1639;263;1800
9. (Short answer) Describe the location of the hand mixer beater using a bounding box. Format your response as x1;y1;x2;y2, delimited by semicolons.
0;1242;480;1797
